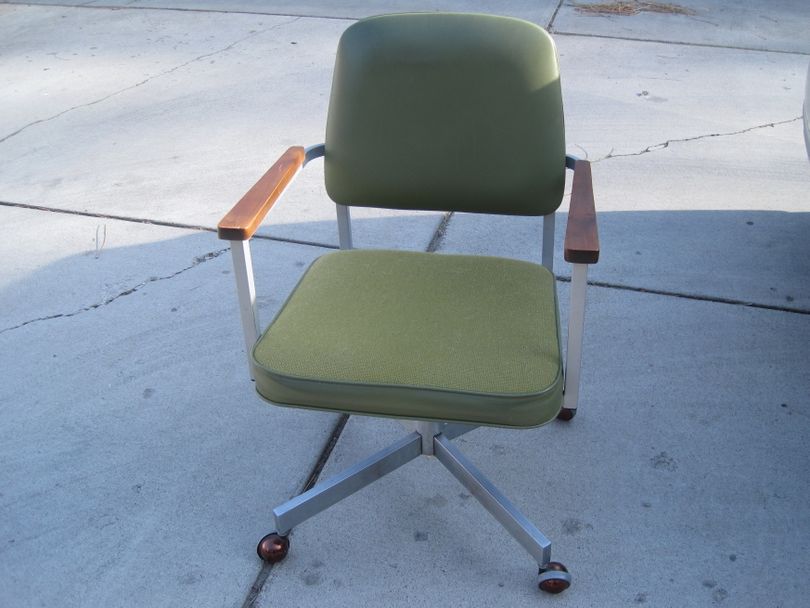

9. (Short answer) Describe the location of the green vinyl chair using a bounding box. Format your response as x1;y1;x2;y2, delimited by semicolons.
218;13;599;595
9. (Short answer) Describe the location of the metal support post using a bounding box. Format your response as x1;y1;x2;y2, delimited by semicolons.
542;212;555;272
415;421;441;455
564;263;589;411
336;204;353;250
230;240;260;377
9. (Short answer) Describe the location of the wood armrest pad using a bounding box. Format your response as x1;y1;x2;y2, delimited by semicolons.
217;146;306;240
564;159;600;264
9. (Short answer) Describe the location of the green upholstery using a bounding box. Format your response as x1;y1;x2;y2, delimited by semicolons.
252;250;563;428
324;13;566;216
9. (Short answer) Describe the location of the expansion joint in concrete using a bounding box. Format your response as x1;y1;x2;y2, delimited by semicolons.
240;414;350;608
547;0;565;30
0;200;340;250
557;275;810;315
426;212;454;253
1;2;356;21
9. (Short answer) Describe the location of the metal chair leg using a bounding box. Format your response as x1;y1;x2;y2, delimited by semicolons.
433;434;552;567
272;432;422;535
262;428;570;593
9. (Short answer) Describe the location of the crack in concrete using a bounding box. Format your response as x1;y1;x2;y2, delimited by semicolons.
593;116;802;161
0;247;228;335
0;16;301;145
556;275;810;315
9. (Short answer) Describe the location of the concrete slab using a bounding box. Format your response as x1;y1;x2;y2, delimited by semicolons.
0;210;338;607
552;0;810;55
0;5;444;251
11;1;560;23
440;209;810;312
3;2;810;606
440;36;810;310
253;283;810;607
0;3;275;136
440;157;810;311
0;205;218;330
556;35;808;163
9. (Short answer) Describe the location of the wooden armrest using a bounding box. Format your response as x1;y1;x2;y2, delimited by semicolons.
564;159;600;264
217;146;306;241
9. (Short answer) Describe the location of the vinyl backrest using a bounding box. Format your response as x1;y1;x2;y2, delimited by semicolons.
324;13;566;216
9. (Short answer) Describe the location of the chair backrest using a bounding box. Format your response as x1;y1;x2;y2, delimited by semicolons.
324;13;566;217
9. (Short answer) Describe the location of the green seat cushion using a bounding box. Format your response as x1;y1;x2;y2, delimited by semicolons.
252;250;563;428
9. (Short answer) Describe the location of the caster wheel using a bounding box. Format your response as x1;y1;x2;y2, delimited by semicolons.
257;532;289;563
538;562;571;594
557;407;576;421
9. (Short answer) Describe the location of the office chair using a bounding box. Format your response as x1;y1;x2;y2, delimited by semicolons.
218;13;598;594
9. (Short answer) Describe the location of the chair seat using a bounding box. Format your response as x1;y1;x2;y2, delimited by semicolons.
252;250;563;427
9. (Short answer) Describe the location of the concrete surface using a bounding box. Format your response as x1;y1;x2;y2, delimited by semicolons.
1;1;809;607
258;285;810;607
442;32;810;309
9;0;561;22
0;5;445;249
553;0;810;55
0;210;340;606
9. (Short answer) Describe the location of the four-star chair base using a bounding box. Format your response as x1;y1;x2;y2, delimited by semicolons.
256;422;572;594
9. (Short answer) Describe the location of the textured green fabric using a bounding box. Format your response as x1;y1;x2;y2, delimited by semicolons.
252;250;563;427
324;13;566;216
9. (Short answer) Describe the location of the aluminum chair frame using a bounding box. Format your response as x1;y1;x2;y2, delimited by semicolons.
217;143;598;594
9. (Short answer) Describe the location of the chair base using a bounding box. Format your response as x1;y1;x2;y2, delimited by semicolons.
262;424;568;592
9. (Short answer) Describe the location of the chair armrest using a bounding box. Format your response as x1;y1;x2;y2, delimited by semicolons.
217;146;306;241
563;159;600;264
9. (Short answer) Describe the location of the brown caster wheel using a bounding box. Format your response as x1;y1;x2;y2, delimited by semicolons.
257;532;289;563
538;562;571;594
557;407;576;421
